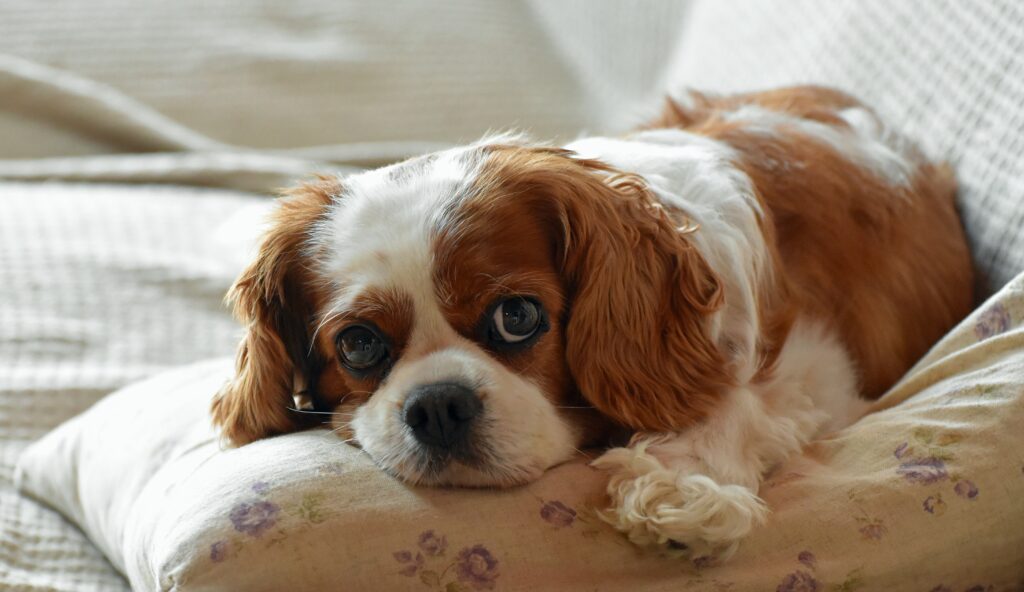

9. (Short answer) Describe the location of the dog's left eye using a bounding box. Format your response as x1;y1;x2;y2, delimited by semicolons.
337;325;389;371
489;297;545;345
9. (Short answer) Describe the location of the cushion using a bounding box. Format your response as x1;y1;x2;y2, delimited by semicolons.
16;273;1024;591
665;0;1024;294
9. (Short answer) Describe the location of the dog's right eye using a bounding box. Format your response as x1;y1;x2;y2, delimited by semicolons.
485;296;548;350
337;325;389;372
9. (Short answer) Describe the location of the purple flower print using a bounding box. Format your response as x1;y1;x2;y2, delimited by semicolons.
393;550;424;577
456;545;500;590
954;479;979;500
893;442;910;459
974;302;1011;340
229;501;280;537
393;550;413;562
417;530;448;556
540;500;577;528
897;457;948;484
251;481;270;495
209;540;229;563
692;555;717;569
858;521;887;540
923;494;947;516
776;570;819;592
798;551;817;569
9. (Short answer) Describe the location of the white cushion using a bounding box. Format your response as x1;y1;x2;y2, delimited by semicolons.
17;274;1024;591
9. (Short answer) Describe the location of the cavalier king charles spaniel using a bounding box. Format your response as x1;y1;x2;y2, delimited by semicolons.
212;86;973;560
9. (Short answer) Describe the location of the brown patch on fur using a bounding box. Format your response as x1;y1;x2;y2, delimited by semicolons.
443;145;734;433
431;178;611;443
660;86;974;397
211;177;339;445
312;287;415;417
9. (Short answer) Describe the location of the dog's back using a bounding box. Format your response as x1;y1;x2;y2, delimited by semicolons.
653;86;974;397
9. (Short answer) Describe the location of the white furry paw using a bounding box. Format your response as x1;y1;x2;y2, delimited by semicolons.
592;443;768;560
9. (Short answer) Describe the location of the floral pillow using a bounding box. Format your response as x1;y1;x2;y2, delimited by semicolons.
16;273;1024;591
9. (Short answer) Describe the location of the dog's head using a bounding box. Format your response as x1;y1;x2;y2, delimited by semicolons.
212;139;729;486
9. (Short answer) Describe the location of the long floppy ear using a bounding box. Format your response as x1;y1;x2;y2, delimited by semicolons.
212;177;337;445
478;147;731;431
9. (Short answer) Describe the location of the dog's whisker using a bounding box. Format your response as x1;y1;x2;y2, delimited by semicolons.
288;407;337;415
309;305;347;355
571;446;594;460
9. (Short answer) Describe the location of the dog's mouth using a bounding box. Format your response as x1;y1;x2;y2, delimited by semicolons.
357;433;547;488
341;384;583;488
398;459;545;488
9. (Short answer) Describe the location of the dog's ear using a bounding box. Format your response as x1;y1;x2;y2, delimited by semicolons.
478;147;731;431
211;178;337;445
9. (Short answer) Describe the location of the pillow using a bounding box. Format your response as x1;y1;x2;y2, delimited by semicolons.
17;274;1024;591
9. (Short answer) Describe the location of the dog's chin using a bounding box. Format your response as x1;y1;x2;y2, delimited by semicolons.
377;454;548;489
344;421;579;488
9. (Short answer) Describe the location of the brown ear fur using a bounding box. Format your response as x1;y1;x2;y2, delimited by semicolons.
477;147;732;431
212;178;337;445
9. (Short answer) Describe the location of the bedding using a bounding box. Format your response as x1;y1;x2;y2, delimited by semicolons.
0;182;263;591
16;272;1024;591
0;1;688;158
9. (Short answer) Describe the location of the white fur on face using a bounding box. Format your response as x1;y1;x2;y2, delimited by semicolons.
311;148;577;487
350;345;577;487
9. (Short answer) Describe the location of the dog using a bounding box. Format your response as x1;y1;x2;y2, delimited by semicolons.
211;86;973;560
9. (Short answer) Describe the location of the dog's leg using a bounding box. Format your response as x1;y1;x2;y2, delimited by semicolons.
592;321;867;560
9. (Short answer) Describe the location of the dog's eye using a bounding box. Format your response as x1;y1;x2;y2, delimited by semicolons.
337;325;388;371
490;297;544;345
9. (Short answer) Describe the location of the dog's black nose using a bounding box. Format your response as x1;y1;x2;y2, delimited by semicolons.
403;383;482;449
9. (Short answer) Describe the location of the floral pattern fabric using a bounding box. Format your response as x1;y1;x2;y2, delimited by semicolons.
181;274;1024;590
17;274;1024;590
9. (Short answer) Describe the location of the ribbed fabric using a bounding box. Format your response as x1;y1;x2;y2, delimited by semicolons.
0;183;260;591
0;0;688;155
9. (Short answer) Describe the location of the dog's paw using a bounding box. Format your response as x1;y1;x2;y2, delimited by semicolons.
592;444;768;560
